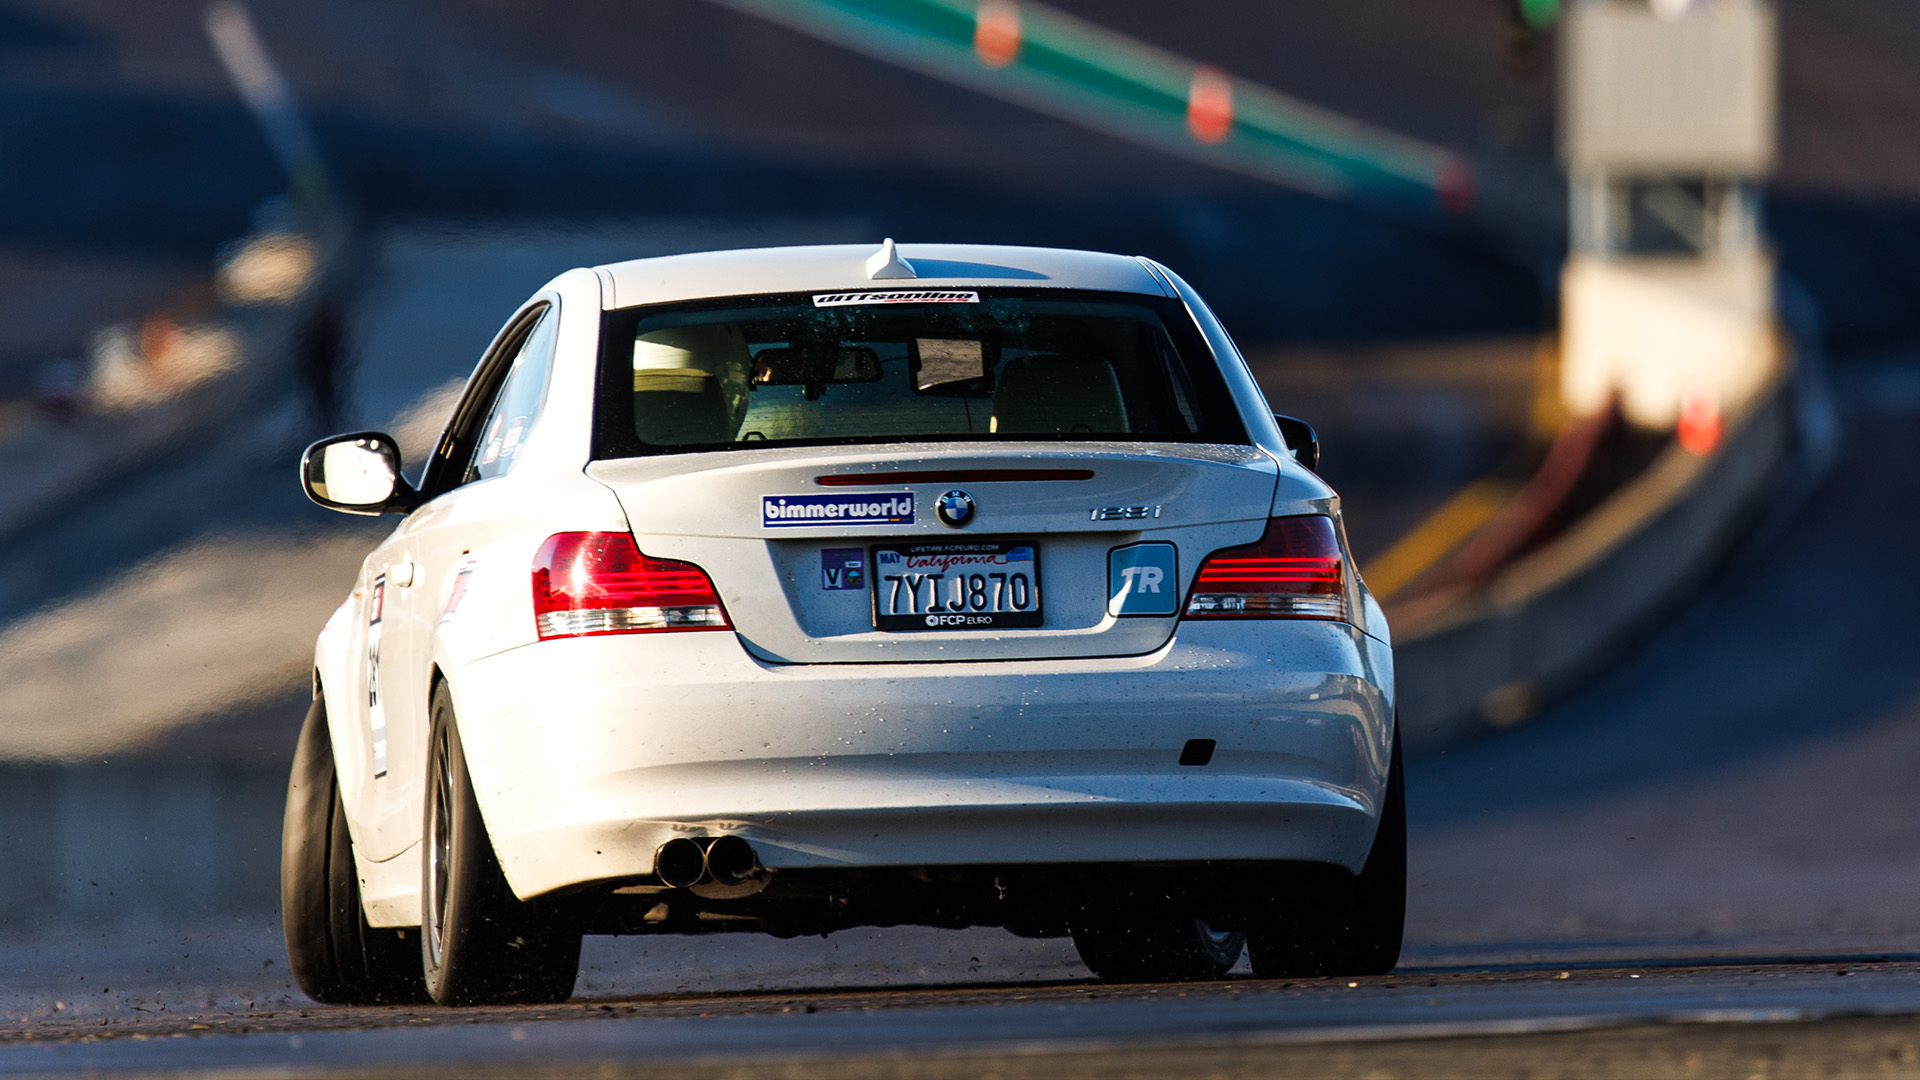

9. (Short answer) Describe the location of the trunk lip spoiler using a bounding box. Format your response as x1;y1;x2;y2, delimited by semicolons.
814;469;1094;486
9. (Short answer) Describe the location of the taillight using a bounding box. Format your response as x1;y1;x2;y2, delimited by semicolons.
531;532;731;640
1184;516;1348;621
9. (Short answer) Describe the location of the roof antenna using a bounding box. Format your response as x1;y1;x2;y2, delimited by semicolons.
866;238;917;280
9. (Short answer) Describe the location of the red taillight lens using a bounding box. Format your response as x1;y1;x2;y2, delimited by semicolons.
1184;516;1348;621
531;532;731;640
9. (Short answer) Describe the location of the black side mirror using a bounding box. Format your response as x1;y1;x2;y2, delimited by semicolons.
1274;415;1320;473
300;432;421;515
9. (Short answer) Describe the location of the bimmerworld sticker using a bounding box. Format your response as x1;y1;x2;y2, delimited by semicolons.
813;290;979;307
763;492;915;528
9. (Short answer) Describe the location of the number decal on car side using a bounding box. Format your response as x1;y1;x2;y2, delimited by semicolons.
367;573;388;779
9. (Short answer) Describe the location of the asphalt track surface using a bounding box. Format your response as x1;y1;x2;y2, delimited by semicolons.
0;361;1914;1076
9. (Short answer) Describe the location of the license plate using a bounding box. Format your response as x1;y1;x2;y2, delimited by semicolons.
872;541;1042;631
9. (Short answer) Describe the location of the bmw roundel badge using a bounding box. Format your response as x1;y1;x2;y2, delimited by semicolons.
936;489;976;528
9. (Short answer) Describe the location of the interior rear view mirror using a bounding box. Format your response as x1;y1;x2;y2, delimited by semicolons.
1274;414;1320;472
301;432;419;515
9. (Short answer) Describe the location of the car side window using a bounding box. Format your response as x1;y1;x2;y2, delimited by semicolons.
464;308;559;484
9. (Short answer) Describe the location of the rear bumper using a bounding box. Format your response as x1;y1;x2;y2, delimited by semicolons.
447;620;1395;899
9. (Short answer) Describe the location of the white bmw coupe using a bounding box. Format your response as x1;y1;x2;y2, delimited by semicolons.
285;241;1399;1005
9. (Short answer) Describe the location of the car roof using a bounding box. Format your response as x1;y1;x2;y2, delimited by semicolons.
592;243;1173;310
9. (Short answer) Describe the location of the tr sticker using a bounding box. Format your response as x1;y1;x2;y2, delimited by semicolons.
821;548;865;590
1108;542;1179;617
763;492;914;529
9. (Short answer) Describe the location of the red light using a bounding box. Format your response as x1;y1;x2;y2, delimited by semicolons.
1187;65;1234;144
1437;157;1477;215
531;532;730;640
1677;390;1722;455
974;0;1021;68
1184;516;1347;621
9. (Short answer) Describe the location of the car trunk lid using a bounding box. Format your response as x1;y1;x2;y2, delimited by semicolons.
585;443;1277;663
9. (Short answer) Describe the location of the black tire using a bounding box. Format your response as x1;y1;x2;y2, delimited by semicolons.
282;695;429;1005
422;682;581;1006
1247;728;1406;978
1070;915;1245;983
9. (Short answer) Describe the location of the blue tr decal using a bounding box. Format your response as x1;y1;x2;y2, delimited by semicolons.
1108;542;1179;617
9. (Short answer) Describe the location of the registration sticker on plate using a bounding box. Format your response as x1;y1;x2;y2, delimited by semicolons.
872;542;1042;631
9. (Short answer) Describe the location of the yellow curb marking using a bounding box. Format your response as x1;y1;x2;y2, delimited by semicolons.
1362;478;1518;602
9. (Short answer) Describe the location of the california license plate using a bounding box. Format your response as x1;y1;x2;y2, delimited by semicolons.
872;541;1042;631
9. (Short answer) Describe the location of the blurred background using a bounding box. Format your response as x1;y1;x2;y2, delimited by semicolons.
2;0;1919;1019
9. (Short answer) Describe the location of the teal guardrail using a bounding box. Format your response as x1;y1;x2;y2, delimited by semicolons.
712;0;1476;214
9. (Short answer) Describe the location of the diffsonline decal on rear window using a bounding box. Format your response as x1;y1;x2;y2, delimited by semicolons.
812;290;979;307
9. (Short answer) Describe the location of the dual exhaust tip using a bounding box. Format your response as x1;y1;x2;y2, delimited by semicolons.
655;834;761;889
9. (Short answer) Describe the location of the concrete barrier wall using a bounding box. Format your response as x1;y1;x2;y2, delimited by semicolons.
1395;372;1797;752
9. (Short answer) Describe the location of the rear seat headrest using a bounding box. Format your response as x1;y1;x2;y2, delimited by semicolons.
991;353;1129;435
633;370;734;444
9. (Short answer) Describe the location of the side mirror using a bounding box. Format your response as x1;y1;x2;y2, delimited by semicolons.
1274;414;1320;473
301;432;420;515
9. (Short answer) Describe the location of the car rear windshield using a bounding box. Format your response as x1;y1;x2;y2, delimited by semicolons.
592;288;1247;457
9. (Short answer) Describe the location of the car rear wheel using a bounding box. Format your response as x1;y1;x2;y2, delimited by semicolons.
1246;727;1405;978
421;682;581;1005
1070;913;1245;982
282;695;428;1004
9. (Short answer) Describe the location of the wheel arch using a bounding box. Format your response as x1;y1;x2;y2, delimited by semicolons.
311;667;375;823
425;663;551;903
